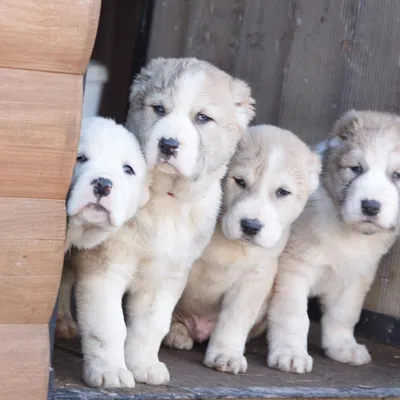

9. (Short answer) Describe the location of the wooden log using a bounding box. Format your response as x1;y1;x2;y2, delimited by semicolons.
0;1;100;399
0;0;100;74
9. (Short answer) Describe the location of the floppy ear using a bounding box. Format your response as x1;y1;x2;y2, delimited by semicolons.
308;152;322;193
230;78;256;129
129;57;167;107
331;109;361;141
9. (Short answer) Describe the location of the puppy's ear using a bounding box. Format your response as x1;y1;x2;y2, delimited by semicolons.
230;78;256;129
308;152;322;193
331;109;361;141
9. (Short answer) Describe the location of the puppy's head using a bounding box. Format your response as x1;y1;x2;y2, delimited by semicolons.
126;57;255;180
323;109;400;235
66;117;148;250
222;125;321;248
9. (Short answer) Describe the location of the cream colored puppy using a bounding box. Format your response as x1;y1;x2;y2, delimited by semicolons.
55;116;148;341
76;57;255;388
268;110;400;374
163;125;321;375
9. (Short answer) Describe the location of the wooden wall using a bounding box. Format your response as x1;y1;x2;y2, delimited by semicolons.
0;1;100;399
147;0;400;317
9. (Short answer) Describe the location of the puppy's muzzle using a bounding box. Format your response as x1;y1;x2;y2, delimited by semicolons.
159;137;179;158
361;199;381;217
240;218;262;236
92;177;112;198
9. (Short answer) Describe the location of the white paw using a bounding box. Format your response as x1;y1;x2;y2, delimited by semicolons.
325;343;371;365
129;361;170;385
83;361;135;388
55;316;79;339
163;323;194;350
204;352;247;374
268;346;313;373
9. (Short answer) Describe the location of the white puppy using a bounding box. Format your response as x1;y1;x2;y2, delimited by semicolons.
268;110;400;373
75;57;255;388
55;116;148;340
163;125;321;375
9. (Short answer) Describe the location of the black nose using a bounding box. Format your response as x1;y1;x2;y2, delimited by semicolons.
361;199;381;217
159;137;179;157
92;177;112;198
240;218;262;236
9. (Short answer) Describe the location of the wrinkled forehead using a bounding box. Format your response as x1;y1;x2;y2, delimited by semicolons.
79;129;141;162
232;144;300;184
146;68;232;110
343;130;400;168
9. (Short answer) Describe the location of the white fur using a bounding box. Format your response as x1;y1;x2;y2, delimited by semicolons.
75;58;255;388
164;125;321;375
55;117;147;348
267;110;400;374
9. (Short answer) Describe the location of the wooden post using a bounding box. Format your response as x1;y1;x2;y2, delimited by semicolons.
0;1;100;399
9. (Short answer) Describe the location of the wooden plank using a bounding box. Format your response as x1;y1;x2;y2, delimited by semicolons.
0;198;66;241
340;0;400;318
234;0;292;125
147;0;246;73
0;0;101;74
0;275;61;324
0;68;82;199
53;325;400;399
277;0;357;145
0;324;49;400
146;0;190;59
0;239;64;276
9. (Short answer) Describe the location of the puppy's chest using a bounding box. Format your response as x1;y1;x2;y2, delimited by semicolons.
314;233;389;293
137;194;217;264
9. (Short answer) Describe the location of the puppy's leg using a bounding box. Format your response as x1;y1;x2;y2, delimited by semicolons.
125;276;187;385
321;278;373;365
163;316;194;350
76;269;134;388
267;269;313;373
56;265;79;339
204;272;273;374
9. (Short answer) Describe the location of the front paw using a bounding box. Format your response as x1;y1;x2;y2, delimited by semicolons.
128;360;170;385
268;346;313;373
324;343;371;365
163;322;194;350
55;316;79;339
204;351;247;374
83;361;135;388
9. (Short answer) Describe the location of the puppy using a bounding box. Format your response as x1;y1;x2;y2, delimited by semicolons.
267;110;400;374
163;125;321;374
55;116;148;341
75;57;255;388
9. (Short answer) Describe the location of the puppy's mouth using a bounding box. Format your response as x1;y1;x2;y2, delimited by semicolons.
355;219;394;235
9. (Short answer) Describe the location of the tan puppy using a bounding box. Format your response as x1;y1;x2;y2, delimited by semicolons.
75;57;255;388
163;125;321;375
55;117;148;340
268;110;400;374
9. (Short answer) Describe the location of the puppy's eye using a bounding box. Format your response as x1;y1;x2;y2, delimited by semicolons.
233;177;246;189
152;105;165;116
276;188;291;198
77;155;87;163
349;165;363;175
123;165;135;175
195;113;213;123
392;172;400;181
